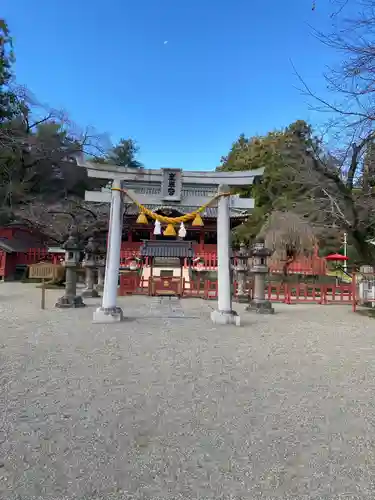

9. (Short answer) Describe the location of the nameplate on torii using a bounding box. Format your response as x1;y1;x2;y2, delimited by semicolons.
161;168;182;202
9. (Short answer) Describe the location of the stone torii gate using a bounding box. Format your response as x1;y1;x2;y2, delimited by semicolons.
80;162;264;325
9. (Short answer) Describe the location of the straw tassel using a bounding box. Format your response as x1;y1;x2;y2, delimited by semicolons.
192;213;204;226
136;211;148;224
163;223;176;236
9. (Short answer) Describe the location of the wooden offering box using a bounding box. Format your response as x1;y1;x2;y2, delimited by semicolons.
150;276;183;297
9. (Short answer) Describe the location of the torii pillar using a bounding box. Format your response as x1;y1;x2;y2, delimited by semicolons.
93;178;124;323
210;185;240;326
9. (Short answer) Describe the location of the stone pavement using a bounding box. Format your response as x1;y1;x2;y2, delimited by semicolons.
0;283;375;499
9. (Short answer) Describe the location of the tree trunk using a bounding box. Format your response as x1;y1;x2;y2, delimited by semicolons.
283;255;295;276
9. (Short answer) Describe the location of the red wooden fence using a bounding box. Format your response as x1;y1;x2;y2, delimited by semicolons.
117;274;356;309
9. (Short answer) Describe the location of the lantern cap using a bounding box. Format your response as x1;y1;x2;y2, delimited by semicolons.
85;236;99;254
63;233;81;251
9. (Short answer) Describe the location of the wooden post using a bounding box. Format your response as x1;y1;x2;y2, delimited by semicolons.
41;278;46;310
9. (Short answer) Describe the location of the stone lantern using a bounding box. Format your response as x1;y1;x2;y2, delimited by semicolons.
55;233;85;308
246;237;274;314
82;237;100;298
95;244;106;294
235;242;249;303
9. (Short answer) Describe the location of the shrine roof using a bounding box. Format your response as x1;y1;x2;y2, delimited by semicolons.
140;240;195;258
0;236;45;253
124;204;247;218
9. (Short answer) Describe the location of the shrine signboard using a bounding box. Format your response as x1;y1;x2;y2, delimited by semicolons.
161;168;182;201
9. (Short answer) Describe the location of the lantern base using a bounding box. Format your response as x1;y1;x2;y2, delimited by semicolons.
92;306;124;323
246;300;274;314
81;288;100;298
236;293;249;304
55;295;86;308
210;309;241;327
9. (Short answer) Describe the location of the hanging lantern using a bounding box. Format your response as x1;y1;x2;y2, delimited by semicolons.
163;223;176;236
136;211;148;224
154;219;162;235
178;222;187;238
192;213;204;227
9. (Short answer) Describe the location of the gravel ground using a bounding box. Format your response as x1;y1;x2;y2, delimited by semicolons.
0;283;375;499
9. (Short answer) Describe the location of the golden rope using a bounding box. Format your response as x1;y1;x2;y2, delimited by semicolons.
112;187;231;224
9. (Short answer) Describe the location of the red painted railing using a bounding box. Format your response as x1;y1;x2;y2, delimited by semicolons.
82;264;358;310
281;282;355;307
185;280;355;306
321;283;354;305
265;283;289;303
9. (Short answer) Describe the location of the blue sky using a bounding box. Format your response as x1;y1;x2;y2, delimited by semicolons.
4;0;342;170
